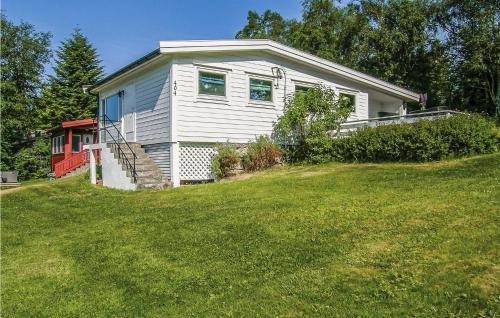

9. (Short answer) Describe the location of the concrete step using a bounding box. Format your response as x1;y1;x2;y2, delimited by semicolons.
62;163;89;177
110;144;145;152
109;144;147;156
106;142;170;189
117;157;155;167
112;151;149;160
133;164;160;172
127;169;164;179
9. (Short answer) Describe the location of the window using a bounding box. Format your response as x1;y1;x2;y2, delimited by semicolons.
52;135;64;154
249;78;273;102
199;71;226;96
295;85;311;95
340;92;356;110
72;135;81;153
103;93;122;122
83;134;92;145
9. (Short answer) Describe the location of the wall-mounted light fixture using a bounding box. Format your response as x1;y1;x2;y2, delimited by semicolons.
271;67;285;89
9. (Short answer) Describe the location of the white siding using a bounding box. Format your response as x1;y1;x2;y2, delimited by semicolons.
135;64;171;144
173;52;370;143
143;143;171;180
99;61;171;145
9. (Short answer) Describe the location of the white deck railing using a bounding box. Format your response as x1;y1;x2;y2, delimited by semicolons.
340;110;464;132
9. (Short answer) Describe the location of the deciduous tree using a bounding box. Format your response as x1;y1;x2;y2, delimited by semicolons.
0;13;51;169
236;0;499;115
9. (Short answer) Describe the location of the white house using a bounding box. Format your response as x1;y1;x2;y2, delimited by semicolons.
89;39;419;189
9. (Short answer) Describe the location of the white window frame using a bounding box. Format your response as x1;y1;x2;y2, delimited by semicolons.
102;92;123;123
52;135;64;154
195;65;230;103
339;90;358;113
72;134;81;153
100;98;106;127
292;80;316;94
247;73;275;107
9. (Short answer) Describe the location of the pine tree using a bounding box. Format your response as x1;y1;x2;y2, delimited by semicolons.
39;28;103;127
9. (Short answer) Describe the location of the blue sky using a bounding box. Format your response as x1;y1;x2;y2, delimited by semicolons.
3;0;303;75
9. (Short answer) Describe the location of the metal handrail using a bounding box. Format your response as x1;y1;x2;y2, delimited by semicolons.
100;114;138;156
98;114;137;183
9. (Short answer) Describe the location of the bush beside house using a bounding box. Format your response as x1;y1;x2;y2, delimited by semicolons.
212;143;240;179
329;114;497;162
212;137;283;180
273;86;497;164
241;136;282;172
273;85;354;164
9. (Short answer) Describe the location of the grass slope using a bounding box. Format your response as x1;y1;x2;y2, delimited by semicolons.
2;154;500;317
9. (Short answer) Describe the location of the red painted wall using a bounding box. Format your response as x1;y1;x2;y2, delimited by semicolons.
51;153;65;171
50;122;98;172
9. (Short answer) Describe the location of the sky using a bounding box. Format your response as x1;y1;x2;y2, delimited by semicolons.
3;0;303;76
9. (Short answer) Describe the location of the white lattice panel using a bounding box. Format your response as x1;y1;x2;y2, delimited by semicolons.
179;143;216;180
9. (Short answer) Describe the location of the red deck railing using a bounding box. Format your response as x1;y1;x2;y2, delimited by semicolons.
54;150;91;178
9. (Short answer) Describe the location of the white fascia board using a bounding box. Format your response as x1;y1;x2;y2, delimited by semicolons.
159;40;419;101
90;54;166;93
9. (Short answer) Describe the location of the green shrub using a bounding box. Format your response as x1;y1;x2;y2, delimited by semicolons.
96;164;102;180
85;165;102;181
274;84;354;163
212;143;240;179
14;138;51;180
242;136;283;172
330;114;497;162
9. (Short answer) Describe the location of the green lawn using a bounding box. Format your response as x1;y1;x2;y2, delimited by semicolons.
2;154;499;317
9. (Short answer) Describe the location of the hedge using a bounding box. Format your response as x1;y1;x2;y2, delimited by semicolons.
329;114;497;162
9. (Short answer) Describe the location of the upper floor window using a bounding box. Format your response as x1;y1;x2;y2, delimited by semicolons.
199;71;226;96
102;93;122;123
52;135;64;154
340;92;356;111
250;78;273;102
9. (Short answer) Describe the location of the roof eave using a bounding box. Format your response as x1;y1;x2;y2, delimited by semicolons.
91;40;419;101
89;48;162;93
159;40;419;101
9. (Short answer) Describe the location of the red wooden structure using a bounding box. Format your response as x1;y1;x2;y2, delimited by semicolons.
50;118;99;178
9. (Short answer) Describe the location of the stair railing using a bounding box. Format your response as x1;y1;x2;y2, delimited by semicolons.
54;149;90;178
98;114;137;183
